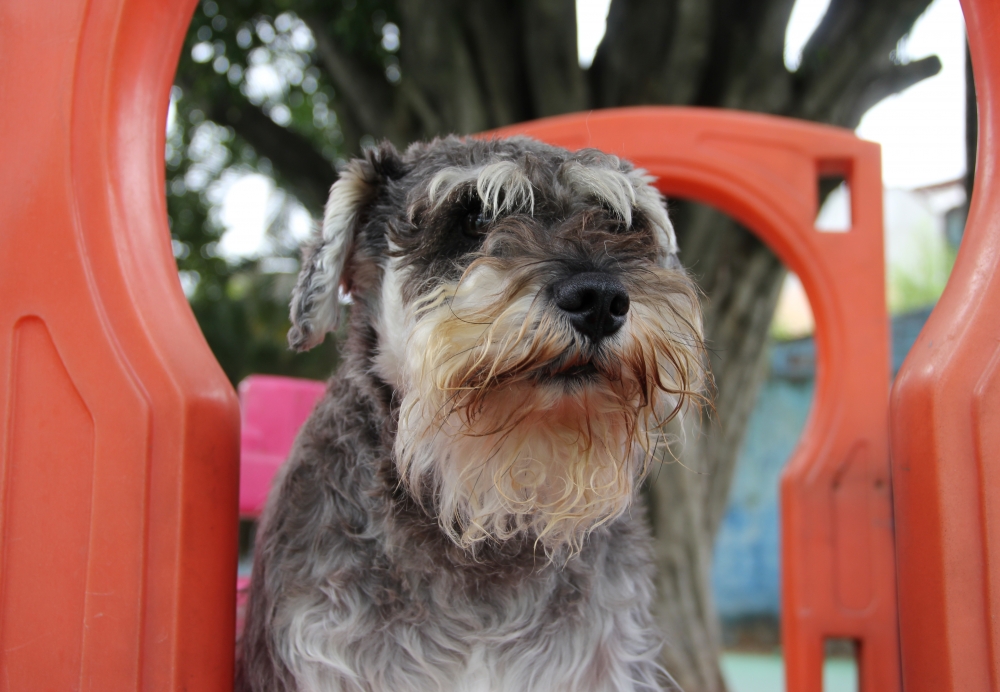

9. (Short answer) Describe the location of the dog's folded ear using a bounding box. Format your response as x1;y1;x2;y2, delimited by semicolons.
288;142;404;352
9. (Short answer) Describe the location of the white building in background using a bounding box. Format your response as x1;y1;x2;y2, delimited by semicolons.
884;180;965;313
772;179;966;339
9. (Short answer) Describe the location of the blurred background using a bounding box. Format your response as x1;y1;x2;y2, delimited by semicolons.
167;1;973;690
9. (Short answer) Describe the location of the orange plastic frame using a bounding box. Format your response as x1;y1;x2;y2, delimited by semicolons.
494;109;897;691
889;1;1000;690
0;1;239;691
0;0;997;689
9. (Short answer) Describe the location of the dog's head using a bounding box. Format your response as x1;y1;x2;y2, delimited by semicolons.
289;136;706;554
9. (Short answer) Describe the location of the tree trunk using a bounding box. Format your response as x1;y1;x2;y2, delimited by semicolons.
194;0;941;688
644;207;786;692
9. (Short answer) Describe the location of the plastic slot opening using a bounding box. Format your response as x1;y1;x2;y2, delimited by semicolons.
823;637;860;692
238;519;258;579
816;174;852;233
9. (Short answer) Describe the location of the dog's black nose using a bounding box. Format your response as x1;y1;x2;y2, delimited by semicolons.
553;272;629;342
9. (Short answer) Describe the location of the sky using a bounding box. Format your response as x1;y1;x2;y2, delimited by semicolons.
856;0;967;189
210;0;967;262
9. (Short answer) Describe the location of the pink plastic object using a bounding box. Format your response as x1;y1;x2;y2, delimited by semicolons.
239;375;326;519
236;375;325;633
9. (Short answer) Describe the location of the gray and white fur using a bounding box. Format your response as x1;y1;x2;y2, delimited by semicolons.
238;136;706;692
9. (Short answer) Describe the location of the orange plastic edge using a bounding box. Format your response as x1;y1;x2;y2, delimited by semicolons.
0;1;240;690
889;1;1000;690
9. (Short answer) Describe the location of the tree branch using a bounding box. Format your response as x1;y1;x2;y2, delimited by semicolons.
717;0;796;111
793;0;934;124
396;0;492;135
398;81;443;135
589;0;680;107
653;0;715;105
841;56;941;127
203;88;336;216
462;1;532;127
305;17;397;141
520;0;587;116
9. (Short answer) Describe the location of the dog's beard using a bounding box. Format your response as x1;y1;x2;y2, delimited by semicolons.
393;260;704;555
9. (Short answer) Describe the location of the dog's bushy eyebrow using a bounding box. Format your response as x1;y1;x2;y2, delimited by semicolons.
628;169;678;254
557;158;678;254
415;141;678;257
559;160;637;226
428;161;535;216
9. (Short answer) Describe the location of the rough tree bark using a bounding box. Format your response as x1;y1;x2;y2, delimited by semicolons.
200;1;941;689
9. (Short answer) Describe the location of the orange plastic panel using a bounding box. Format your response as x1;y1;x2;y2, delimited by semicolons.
0;1;239;690
493;108;897;691
889;1;1000;690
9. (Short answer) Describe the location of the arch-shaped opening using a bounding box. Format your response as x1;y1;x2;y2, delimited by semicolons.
636;195;822;685
163;9;895;692
480;108;897;692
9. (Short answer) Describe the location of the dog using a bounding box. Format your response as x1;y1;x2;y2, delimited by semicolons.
237;136;706;692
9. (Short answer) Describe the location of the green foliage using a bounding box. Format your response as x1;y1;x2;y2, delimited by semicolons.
177;0;345;159
887;237;957;314
166;116;342;383
168;0;392;384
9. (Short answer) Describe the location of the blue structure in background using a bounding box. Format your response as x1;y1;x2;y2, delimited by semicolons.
712;308;933;624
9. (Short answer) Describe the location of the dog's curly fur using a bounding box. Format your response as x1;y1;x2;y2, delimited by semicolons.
237;136;706;692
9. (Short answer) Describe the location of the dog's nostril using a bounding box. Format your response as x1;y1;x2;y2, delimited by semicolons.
557;287;597;314
553;272;630;342
609;294;630;317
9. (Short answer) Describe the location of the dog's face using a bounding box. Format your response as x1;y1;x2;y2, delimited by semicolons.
289;137;705;554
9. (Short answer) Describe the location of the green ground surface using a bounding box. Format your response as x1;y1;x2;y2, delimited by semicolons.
720;652;858;692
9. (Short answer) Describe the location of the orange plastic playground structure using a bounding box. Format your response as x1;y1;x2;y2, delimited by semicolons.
0;0;997;690
890;1;1000;690
493;108;897;691
0;1;240;690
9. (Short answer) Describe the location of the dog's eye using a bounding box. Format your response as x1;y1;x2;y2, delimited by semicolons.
460;202;490;239
601;204;631;234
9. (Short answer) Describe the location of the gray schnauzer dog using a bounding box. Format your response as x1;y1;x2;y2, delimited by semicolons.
237;136;706;692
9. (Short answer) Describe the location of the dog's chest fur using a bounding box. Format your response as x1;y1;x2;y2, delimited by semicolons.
238;360;666;692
